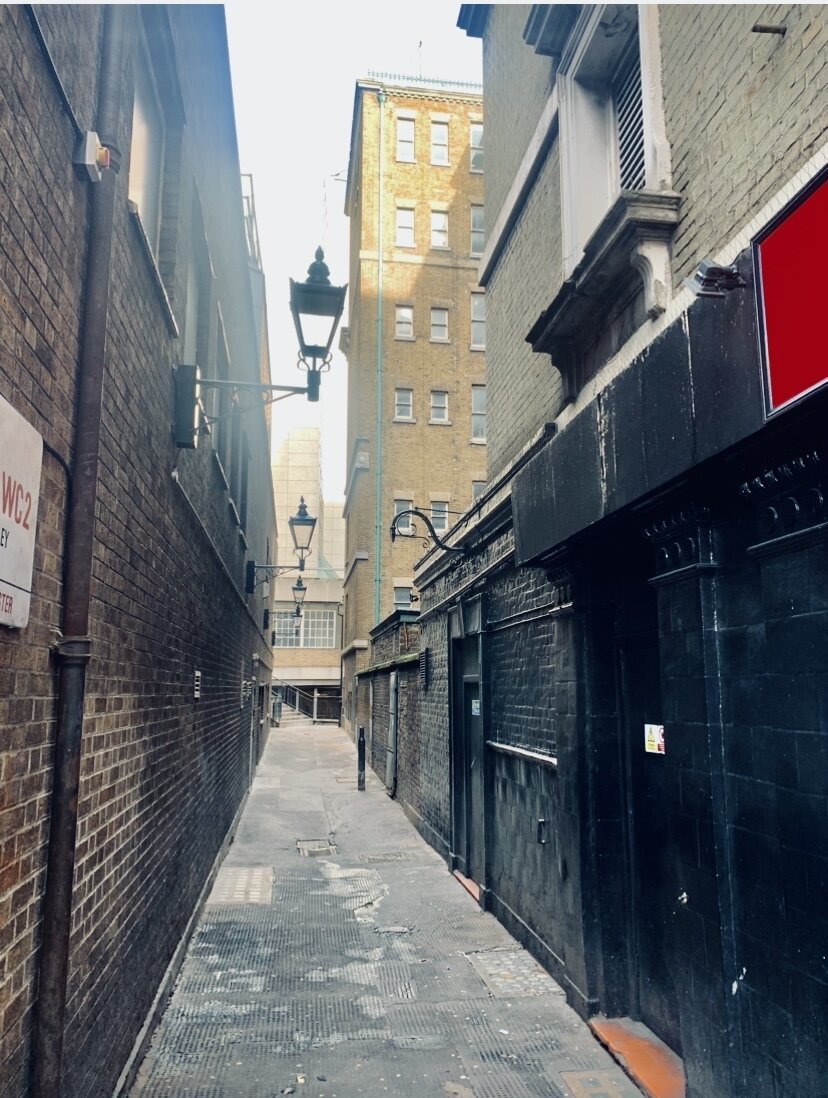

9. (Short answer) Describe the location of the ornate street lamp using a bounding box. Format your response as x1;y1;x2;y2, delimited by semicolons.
173;248;346;446
245;497;317;593
289;247;347;402
291;576;308;608
288;497;317;568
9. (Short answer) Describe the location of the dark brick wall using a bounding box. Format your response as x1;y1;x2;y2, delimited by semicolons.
0;6;93;1087
487;564;559;756
416;610;451;853
0;8;275;1096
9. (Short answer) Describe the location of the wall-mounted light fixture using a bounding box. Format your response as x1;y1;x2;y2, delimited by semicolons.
292;576;307;609
683;258;747;299
389;508;467;555
290;247;348;402
245;497;317;593
173;249;346;447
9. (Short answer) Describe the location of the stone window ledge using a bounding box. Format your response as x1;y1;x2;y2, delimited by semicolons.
527;190;681;402
127;201;178;337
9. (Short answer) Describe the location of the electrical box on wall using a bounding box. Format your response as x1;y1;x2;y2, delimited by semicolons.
73;130;110;183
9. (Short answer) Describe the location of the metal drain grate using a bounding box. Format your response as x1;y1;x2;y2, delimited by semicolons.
296;838;337;857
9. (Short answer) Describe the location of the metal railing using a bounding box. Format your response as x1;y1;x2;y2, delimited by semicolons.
272;679;341;724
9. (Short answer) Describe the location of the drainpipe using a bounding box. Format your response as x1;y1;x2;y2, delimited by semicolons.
32;7;125;1096
373;89;385;625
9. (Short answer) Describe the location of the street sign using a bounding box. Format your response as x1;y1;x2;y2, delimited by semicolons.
0;394;42;628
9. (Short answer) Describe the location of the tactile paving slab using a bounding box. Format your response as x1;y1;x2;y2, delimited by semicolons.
464;946;568;998
205;867;273;906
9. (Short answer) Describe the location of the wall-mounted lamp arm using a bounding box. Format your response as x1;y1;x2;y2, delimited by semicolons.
389;509;467;555
245;557;307;594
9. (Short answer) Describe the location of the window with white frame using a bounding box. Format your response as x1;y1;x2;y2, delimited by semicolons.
470;293;485;349
396;116;415;162
272;610;300;648
557;6;671;278
273;608;336;648
470;122;484;173
182;255;200;365
301;608;337;648
394;498;413;533
395;305;414;339
430;307;449;342
430;390;448;422
395;206;415;247
431;121;449;165
470;205;485;256
394;387;413;420
431;500;449;534
430;210;449;249
471;385;486;441
394;586;412;609
129;34;166;255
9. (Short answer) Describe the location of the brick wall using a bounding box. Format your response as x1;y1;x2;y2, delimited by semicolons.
342;81;487;731
661;3;828;286
0;6;93;1087
484;145;564;479
480;4;828;479
416;611;452;853
0;8;276;1095
482;4;553;229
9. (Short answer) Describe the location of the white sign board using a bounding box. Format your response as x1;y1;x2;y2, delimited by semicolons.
645;723;665;755
0;394;42;628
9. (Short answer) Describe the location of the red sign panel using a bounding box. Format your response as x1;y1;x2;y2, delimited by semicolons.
754;171;828;413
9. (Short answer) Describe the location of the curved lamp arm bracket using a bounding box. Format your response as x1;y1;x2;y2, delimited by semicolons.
389;509;467;555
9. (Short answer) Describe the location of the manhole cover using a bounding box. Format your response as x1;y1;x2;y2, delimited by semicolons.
297;838;337;857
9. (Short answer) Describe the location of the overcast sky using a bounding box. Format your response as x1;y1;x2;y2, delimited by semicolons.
224;1;483;498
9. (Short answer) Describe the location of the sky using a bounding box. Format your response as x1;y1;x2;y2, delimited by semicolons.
224;1;483;499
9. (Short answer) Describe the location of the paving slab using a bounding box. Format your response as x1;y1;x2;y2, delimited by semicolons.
130;720;642;1098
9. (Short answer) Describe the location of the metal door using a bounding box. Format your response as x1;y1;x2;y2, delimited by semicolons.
385;671;398;795
464;678;485;884
619;637;682;1054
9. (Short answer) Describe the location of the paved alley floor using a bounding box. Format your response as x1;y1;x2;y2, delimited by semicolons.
131;718;642;1098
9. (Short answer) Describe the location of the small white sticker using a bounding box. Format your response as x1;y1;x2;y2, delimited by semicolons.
471;698;480;716
645;723;665;754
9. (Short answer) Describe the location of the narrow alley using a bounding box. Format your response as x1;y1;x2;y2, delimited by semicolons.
128;716;641;1098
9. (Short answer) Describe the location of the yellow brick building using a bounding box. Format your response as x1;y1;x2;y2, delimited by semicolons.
341;77;486;734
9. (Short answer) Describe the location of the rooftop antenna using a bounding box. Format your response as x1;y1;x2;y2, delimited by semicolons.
418;40;422;78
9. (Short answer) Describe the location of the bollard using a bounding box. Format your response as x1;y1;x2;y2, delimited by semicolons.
357;726;366;791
